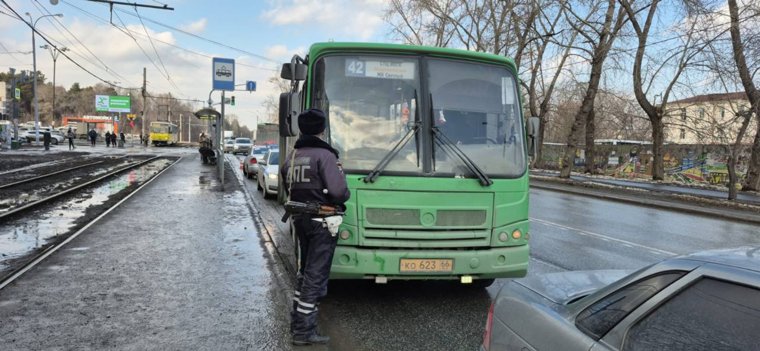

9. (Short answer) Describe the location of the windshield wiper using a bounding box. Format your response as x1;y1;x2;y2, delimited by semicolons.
364;121;420;183
432;126;493;186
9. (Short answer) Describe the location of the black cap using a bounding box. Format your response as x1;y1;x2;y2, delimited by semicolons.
298;108;326;135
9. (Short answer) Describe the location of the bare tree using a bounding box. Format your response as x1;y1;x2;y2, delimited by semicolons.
525;1;579;167
618;0;714;180
727;0;760;191
559;0;628;178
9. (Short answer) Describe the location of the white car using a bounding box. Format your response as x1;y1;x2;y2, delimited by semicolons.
243;145;269;179
233;137;253;155
257;149;280;199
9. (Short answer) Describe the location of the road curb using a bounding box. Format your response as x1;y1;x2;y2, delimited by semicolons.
530;179;760;225
226;154;295;303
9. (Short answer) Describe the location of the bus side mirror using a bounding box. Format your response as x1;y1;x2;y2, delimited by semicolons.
280;63;307;81
279;92;301;137
526;116;540;157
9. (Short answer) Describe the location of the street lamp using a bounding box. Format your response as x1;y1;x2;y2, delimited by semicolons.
39;44;67;122
25;12;63;144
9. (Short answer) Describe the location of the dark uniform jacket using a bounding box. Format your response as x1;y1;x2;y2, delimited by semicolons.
281;135;350;209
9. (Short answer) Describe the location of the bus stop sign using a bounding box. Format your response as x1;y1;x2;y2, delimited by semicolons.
212;57;235;91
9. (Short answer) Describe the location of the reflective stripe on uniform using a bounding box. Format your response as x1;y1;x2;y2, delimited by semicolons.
297;300;315;309
296;307;315;315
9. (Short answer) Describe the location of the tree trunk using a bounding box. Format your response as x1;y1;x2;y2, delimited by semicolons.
730;111;753;199
535;115;547;168
743;125;760;191
727;0;760;191
560;58;604;179
584;108;596;174
651;116;665;180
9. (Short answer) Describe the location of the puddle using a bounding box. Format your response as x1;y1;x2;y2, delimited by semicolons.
0;159;174;273
0;159;138;214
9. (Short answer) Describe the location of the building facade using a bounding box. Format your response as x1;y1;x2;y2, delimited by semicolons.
665;92;756;144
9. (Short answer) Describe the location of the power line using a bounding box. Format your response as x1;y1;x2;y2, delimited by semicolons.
62;0;277;72
0;0;128;89
111;6;279;64
31;0;136;86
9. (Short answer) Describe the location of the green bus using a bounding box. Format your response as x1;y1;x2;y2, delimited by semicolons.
279;42;538;287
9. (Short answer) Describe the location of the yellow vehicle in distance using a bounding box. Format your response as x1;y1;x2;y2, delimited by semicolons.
149;121;178;146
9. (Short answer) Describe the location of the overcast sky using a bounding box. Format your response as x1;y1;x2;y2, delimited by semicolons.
0;0;392;129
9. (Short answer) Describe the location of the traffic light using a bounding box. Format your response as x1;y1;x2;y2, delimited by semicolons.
231;96;235;106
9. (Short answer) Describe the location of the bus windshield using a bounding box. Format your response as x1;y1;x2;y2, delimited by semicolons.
150;124;167;133
315;55;421;174
428;58;524;177
314;54;524;178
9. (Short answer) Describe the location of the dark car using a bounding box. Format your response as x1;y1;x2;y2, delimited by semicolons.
482;247;760;351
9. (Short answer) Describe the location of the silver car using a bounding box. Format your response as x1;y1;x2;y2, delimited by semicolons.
482;247;760;351
233;137;252;155
243;145;269;179
257;149;279;199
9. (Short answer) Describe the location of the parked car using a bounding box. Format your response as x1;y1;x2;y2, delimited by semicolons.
257;149;279;199
243;145;269;179
48;130;65;145
481;247;760;351
233;137;253;155
223;139;234;153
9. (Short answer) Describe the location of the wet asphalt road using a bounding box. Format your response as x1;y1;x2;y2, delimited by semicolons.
236;155;760;351
0;153;293;350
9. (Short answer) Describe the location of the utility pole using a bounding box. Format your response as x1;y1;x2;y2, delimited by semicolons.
219;90;225;187
40;45;67;121
141;67;146;141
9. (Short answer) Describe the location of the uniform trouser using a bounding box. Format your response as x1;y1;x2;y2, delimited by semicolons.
290;216;338;337
68;138;75;150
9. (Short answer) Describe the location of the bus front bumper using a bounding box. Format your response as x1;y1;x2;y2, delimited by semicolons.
329;244;529;280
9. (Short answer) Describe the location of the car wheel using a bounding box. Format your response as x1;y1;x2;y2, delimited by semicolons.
257;177;263;191
263;179;271;198
53;139;59;145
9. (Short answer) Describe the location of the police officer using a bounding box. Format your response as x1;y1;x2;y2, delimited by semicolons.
281;108;350;346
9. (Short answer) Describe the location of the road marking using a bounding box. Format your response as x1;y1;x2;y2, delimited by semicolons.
530;217;677;256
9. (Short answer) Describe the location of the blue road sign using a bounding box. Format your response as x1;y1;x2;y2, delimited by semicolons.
212;57;235;91
246;81;256;92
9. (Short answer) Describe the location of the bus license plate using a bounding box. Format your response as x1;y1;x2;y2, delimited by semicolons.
399;259;453;273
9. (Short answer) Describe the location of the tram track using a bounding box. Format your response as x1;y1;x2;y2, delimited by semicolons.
0;156;158;220
0;160;106;190
0;156;181;290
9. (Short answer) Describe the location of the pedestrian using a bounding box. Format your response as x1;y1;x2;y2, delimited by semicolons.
67;128;76;150
119;132;125;147
110;132;117;148
280;108;350;346
105;131;111;147
43;131;51;151
88;129;97;147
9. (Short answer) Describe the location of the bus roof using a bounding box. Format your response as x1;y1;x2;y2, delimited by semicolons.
308;42;516;72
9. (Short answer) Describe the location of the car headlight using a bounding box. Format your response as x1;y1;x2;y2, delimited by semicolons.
268;173;278;180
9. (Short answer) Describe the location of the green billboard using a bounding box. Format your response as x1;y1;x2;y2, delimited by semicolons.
95;95;131;113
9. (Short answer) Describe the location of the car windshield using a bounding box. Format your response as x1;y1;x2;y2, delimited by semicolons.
268;152;280;165
253;146;268;153
225;140;234;145
235;138;251;144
